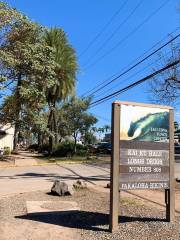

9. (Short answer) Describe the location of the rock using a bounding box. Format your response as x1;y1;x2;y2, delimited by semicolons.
51;180;73;196
106;182;110;188
176;178;180;183
73;180;87;190
67;184;75;195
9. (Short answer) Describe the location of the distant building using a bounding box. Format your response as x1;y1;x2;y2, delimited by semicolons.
0;124;14;150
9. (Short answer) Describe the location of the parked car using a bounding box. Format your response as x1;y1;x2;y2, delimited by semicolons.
96;142;111;154
175;142;180;154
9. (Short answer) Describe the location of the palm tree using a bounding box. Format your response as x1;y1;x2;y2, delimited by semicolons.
91;127;97;133
44;28;78;153
97;127;105;141
103;124;110;133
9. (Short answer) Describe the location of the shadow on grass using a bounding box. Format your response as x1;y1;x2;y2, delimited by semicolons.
16;210;166;232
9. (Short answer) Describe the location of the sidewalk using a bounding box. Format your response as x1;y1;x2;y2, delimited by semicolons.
14;151;38;167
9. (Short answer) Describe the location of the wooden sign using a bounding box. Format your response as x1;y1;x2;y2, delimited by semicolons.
110;101;175;232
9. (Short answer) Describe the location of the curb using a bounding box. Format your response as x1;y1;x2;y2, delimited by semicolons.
0;162;57;168
0;160;94;168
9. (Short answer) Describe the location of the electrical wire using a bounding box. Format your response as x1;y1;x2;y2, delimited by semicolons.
79;0;128;58
90;59;180;108
92;49;172;100
82;27;179;97
84;32;180;98
82;0;144;66
84;0;170;70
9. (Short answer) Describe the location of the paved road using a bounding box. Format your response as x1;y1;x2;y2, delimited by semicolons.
0;152;180;197
0;163;110;197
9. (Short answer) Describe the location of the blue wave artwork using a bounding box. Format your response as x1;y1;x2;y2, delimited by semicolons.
127;111;169;142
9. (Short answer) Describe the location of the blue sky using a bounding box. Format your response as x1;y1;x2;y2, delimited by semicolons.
5;0;180;127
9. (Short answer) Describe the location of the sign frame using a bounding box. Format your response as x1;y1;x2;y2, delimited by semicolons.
109;101;175;232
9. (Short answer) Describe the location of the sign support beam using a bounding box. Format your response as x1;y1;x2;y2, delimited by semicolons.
109;103;120;232
166;109;175;222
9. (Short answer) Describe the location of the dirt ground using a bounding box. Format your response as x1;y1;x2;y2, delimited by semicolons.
0;151;180;239
0;191;80;240
0;187;180;240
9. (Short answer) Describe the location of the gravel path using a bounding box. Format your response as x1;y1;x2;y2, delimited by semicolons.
0;189;180;240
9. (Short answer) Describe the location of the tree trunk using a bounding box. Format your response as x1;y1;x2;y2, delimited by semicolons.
49;136;53;155
48;101;58;154
52;108;58;144
13;73;22;150
38;132;42;147
13;126;18;150
48;107;53;155
73;132;77;154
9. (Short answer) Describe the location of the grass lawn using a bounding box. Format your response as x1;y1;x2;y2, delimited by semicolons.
35;154;110;164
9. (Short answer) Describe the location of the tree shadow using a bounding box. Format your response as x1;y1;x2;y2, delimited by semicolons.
16;210;166;232
0;172;109;185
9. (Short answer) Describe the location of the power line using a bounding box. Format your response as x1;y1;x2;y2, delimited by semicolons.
78;0;128;58
82;0;144;67
90;59;180;108
84;0;170;70
85;32;180;97
82;27;179;97
93;49;172;100
91;59;180;106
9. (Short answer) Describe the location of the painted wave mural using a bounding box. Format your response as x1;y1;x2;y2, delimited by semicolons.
120;105;169;142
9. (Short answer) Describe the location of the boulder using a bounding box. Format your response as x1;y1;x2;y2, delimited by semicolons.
106;182;110;188
73;180;87;190
51;180;73;196
176;178;180;183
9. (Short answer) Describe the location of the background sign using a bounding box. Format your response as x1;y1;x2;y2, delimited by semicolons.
120;104;170;190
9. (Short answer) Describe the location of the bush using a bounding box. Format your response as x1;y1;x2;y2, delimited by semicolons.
38;143;49;153
53;141;74;157
27;144;39;151
52;141;88;157
4;146;11;155
76;144;88;156
77;149;87;157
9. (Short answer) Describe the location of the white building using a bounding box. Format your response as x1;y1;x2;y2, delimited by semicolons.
0;124;14;150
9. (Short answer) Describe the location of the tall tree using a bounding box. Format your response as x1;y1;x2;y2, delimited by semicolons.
44;28;78;153
0;3;56;149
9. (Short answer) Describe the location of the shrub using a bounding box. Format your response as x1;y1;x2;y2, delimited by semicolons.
27;144;39;151
77;149;87;157
76;144;88;156
52;141;88;157
53;141;74;157
38;143;49;153
4;146;11;155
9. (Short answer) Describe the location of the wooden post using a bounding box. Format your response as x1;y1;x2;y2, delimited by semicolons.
166;109;175;222
109;102;120;232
